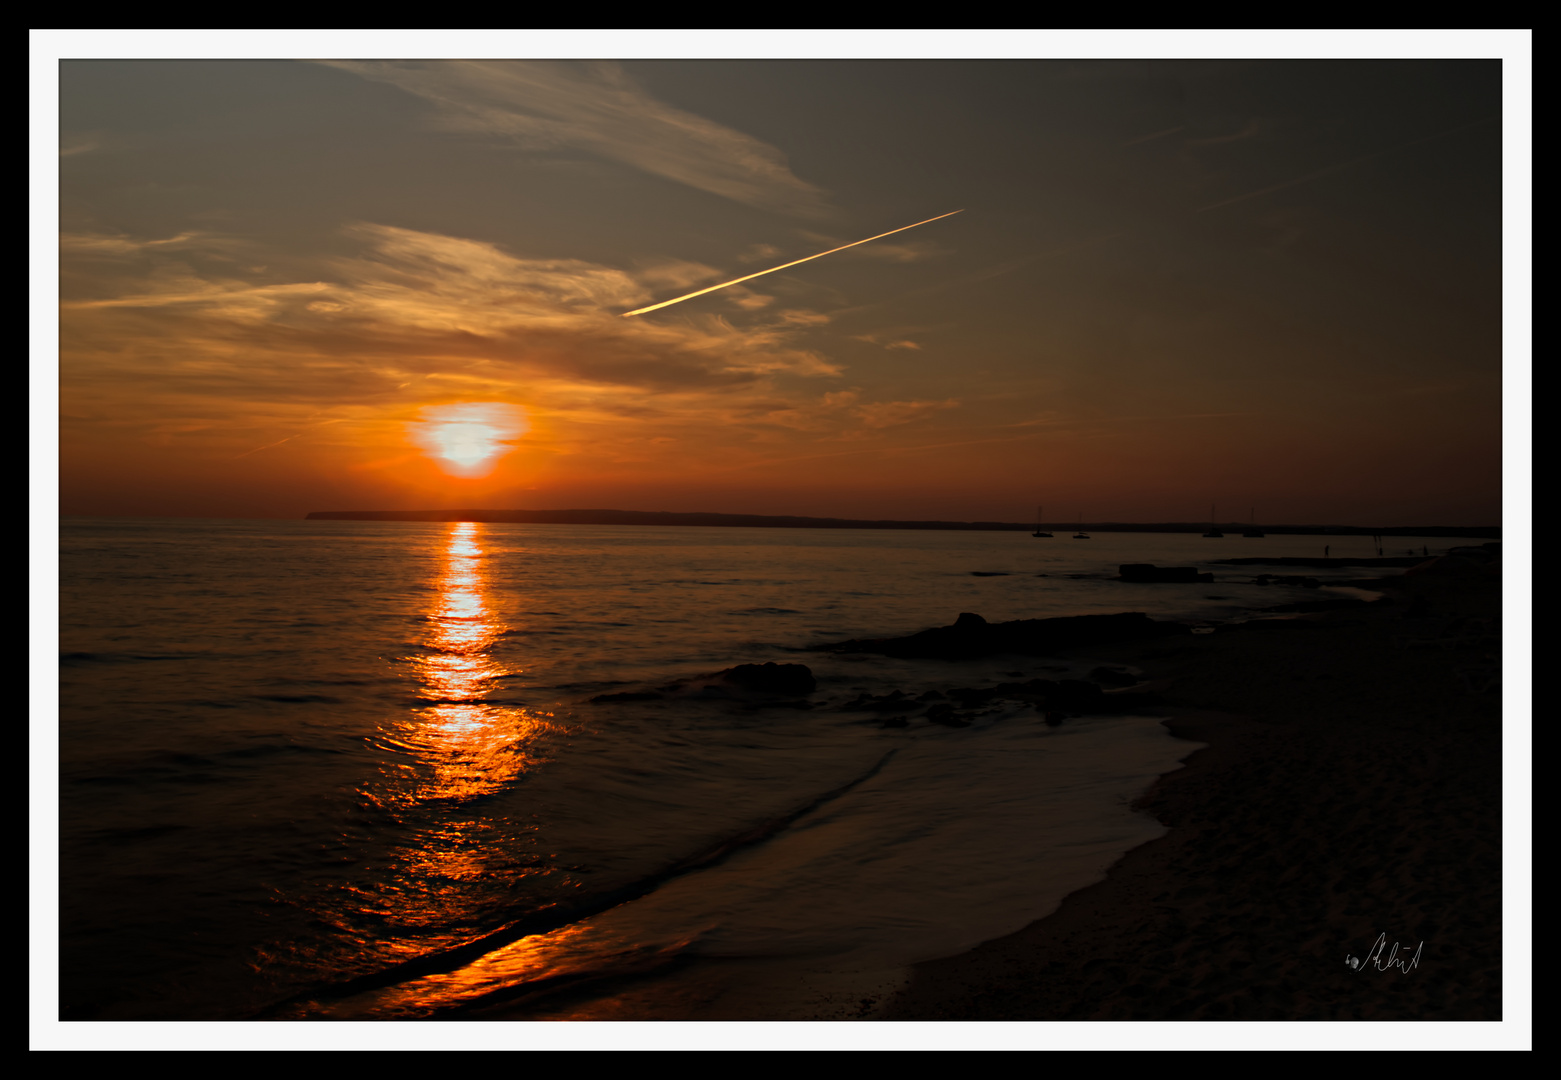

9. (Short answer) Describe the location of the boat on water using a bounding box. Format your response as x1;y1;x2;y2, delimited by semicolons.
1202;504;1224;538
1031;505;1052;538
1073;514;1090;539
1242;507;1265;538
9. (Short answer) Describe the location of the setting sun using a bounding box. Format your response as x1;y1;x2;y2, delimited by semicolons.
407;402;530;476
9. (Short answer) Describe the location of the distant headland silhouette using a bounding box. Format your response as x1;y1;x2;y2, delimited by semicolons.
304;508;1499;539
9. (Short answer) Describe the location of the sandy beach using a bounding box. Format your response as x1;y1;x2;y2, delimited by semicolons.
884;555;1503;1021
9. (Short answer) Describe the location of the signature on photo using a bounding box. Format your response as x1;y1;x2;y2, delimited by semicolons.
1346;933;1424;974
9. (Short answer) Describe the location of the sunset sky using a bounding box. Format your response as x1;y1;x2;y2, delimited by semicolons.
48;39;1521;525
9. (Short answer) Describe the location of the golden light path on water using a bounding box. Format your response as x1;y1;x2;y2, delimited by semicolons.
404;522;542;804
342;523;557;957
314;521;664;1016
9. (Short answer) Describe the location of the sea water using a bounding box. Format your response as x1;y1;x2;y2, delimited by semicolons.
55;518;1443;1019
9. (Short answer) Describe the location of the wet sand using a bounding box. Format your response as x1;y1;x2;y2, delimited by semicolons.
884;563;1503;1021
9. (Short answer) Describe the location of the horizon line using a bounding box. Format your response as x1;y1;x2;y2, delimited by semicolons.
292;508;1500;536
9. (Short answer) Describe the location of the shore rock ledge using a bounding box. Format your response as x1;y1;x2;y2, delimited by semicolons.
819;611;1186;660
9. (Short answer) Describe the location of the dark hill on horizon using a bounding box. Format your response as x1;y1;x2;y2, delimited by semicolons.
303;509;1499;539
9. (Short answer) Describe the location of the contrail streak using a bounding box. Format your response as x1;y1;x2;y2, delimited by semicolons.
621;210;964;317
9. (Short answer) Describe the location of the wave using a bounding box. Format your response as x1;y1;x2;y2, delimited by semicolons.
254;750;898;1017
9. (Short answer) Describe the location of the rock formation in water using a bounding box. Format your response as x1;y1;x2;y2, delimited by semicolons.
819;611;1187;661
1117;564;1214;583
718;662;817;695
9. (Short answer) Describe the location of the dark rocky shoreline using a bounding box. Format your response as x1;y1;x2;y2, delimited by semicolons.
880;552;1503;1021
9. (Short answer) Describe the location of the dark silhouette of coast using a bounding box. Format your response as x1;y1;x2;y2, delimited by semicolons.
305;508;1499;539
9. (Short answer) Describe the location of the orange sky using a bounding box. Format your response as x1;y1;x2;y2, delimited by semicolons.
54;57;1513;525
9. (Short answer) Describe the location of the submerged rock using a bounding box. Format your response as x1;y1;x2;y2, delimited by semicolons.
1087;666;1140;688
925;703;972;728
1046;679;1107;711
842;689;912;712
983;677;1158;713
1446;544;1500;561
1260;597;1368;614
1253;574;1322;588
1403;555;1485;578
593;664;817;704
839;672;1161;727
718;662;817;695
819;611;1186;661
1118;564;1213;583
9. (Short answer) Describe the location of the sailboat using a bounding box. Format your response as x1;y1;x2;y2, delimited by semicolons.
1073;513;1090;539
1202;504;1224;538
1242;507;1265;538
1031;505;1052;538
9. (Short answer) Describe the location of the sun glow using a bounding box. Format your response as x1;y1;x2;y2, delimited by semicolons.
408;402;530;475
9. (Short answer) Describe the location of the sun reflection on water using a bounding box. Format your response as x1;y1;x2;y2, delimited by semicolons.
393;521;545;809
298;523;562;975
316;923;694;1020
285;523;684;1016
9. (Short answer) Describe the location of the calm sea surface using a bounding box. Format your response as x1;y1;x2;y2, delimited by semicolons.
56;518;1442;1019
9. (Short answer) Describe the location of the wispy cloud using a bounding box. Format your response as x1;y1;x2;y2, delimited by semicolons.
852;332;923;350
61;230;229;256
799;232;945;264
738;243;783;264
65;278;333;315
1120;126;1184;148
319;60;831;217
1186;119;1263;147
719;427;1044;472
59;137;101;157
854;398;957;428
59;224;856;466
744;389;957;434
